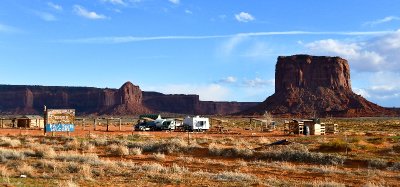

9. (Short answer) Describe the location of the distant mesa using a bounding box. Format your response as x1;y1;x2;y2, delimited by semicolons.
0;82;258;115
240;54;394;117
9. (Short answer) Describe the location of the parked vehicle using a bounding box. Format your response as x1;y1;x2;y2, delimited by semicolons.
135;115;179;131
183;116;210;131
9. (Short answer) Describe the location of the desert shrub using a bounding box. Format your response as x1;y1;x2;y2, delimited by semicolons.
35;159;57;171
309;180;345;187
141;163;167;173
208;143;253;158
362;182;385;187
169;164;187;174
368;159;387;169
0;148;25;161
302;165;344;174
388;162;400;171
64;139;80;151
392;143;400;153
319;139;351;152
151;152;166;161
56;153;101;166
214;171;257;182
90;138;108;146
196;137;212;144
348;137;362;143
129;147;142;155
106;144;129;156
366;137;385;145
80;141;95;152
57;180;79;187
235;159;248;167
0;165;11;178
79;164;92;180
18;163;35;177
0;137;21;147
259;143;345;165
33;146;56;158
66;162;80;173
134;138;194;154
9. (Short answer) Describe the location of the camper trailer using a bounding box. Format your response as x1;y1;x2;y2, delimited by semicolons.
183;116;210;131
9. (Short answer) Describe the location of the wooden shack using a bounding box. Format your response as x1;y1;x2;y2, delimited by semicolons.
284;119;329;135
17;115;44;128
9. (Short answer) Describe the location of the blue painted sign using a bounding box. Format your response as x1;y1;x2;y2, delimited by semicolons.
45;124;75;132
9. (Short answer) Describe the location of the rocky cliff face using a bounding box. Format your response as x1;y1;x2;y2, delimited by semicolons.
0;82;257;115
0;82;150;115
241;55;393;117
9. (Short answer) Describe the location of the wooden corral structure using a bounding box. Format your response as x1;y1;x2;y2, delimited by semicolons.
16;115;44;128
249;118;276;132
94;117;122;131
284;119;338;135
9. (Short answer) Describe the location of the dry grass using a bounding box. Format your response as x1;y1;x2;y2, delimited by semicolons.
33;146;56;158
106;144;129;156
129;147;142;155
17;163;35;177
0;137;21;147
0;165;11;178
151;152;166;161
0;147;25;160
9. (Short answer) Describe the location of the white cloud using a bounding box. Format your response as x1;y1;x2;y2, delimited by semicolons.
154;83;230;101
101;0;127;6
364;16;400;26
168;0;180;5
73;5;107;20
304;30;400;72
235;12;255;22
35;11;57;21
184;9;192;14
219;76;237;83
243;78;274;87
47;2;62;11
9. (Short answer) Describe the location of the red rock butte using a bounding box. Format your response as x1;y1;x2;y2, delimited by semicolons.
241;54;393;117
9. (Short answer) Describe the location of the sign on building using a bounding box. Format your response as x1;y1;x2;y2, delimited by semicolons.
45;109;75;132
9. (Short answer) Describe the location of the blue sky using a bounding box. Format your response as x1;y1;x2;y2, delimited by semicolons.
1;0;400;107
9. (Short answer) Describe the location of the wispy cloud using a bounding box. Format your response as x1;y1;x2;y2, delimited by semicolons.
168;0;180;5
218;76;237;84
185;9;192;14
101;0;127;6
0;23;20;33
59;30;396;44
364;16;400;26
235;12;255;22
242;78;274;87
73;5;107;20
34;11;57;21
48;2;63;11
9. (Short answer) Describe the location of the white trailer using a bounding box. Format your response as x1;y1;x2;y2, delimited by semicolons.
183;116;210;131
